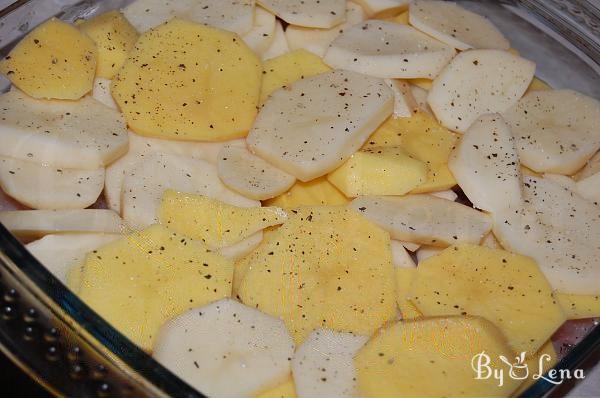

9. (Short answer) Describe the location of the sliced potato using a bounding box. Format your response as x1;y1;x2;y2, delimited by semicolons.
79;225;233;350
428;49;535;132
448;114;523;213
350;195;492;246
242;6;276;57
481;232;502;250
513;341;557;396
390;240;415;268
0;18;96;100
409;0;509;50
92;78;117;109
555;293;600;319
0;156;104;210
574;151;600;181
385;79;417;118
543;173;577;191
112;18;261;141
353;0;409;18
218;231;263;261
247;69;393;181
503;90;600;174
257;0;345;28
262;21;289;61
324;21;455;79
218;145;296;200
0;90;128;170
576;172;600;205
409;84;433;115
264;177;349;208
394;267;421;319
415;245;442;263
429;189;457;201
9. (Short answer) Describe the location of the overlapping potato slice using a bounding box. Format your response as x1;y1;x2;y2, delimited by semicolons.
324;21;455;79
448;114;523;213
354;0;409;18
327;146;427;197
415;245;443;263
112;18;261;141
512;341;558;396
395;267;421;319
79;11;138;79
92;78;117;109
355;316;521;398
242;6;276;57
410;244;566;353
218;231;263;261
264;177;349;208
218;145;296;200
430;189;457;201
574;151;600;181
235;206;397;344
409;0;509;50
0;18;96;99
390;240;415;268
159;190;286;248
385;79;417;117
247;69;393;181
503;90;600;174
350;195;492;246
428;49;535;132
79;225;233;350
0;90;127;170
576;172;600;204
0;156;104;210
254;378;296;398
555;293;600;320
258;0;345;28
154;298;294;398
292;329;368;398
262;21;289;61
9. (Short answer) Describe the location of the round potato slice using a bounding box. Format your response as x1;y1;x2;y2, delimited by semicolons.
324;21;455;79
409;0;510;50
258;0;345;29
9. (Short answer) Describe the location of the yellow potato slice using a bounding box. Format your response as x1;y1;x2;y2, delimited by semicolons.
556;293;600;319
260;49;330;103
355;316;521;398
235;206;397;344
363;112;458;192
512;341;558;396
1;18;97;100
78;224;233;351
264;177;349;208
79;11;138;79
112;18;261;141
327;146;427;197
254;377;296;398
410;244;566;353
159;190;286;248
395;267;422;319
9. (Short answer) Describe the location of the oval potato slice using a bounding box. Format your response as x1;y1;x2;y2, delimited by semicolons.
258;0;345;29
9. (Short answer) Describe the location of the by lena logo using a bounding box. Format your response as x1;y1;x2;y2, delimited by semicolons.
471;351;585;387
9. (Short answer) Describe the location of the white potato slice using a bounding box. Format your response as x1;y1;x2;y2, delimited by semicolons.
92;78;117;109
576;172;600;205
416;245;443;263
391;240;416;268
448;114;522;213
428;50;535;132
285;1;366;58
247;69;393;181
242;6;276;57
324;21;455;79
0;90;128;170
292;329;368;398
26;233;119;284
217;145;296;200
543;173;577;192
503;90;600;174
574;151;600;181
409;84;433;115
218;231;263;261
385;79;417;118
0;209;124;240
154;298;294;398
0;156;104;210
258;0;345;29
409;1;509;50
350;195;492;246
262;21;289;61
400;240;420;252
429;189;457;201
353;0;409;17
122;152;259;229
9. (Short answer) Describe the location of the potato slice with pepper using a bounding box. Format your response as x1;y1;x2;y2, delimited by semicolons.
264;177;349;208
258;0;345;28
555;293;600;320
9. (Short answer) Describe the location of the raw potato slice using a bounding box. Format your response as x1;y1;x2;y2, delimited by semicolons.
79;225;233;350
385;79;417;118
122;152;259;229
254;378;296;398
235;206;397;343
159;190;286;248
390;240;415;268
395;267;421;319
78;11;138;79
0;90;128;170
409;1;509;50
292;329;368;398
0;156;104;210
0;18;96;100
218;146;296;200
0;209;124;240
262;21;289;61
428;49;535;132
324;21;455;79
555;293;600;319
576;172;600;204
327;146;427;197
429;189;457;201
285;1;366;58
503;90;600;174
92;78;117;109
26;233;119;284
247;69;393;181
543;173;577;192
154;298;294;398
257;0;345;29
219;231;263;261
410;244;566;353
122;0;186;32
574;151;600;181
350;195;492;246
409;84;433;115
448;114;523;213
355;317;520;398
354;0;409;17
112;18;261;141
264;177;349;208
242;6;276;57
259;49;331;104
415;245;442;263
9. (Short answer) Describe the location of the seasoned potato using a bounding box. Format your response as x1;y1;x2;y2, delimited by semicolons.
556;293;600;319
112;18;261;141
0;18;97;99
264;177;349;208
395;267;422;319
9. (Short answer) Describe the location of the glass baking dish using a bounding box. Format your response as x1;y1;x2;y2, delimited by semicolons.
0;0;598;396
